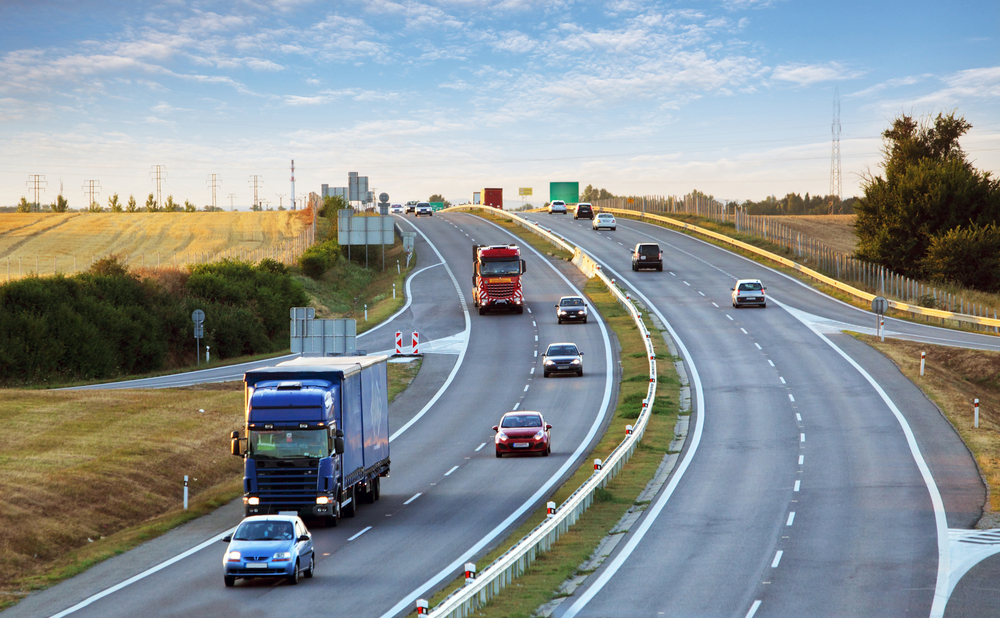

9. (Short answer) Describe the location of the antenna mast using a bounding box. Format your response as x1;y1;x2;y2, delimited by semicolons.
829;87;842;213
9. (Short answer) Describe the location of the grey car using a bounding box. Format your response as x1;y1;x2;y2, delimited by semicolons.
731;279;767;308
555;296;588;324
223;515;314;587
415;202;434;216
542;342;584;377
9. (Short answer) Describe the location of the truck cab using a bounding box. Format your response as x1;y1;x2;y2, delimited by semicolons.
473;244;526;315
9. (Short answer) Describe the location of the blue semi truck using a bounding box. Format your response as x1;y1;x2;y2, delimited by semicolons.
230;356;390;524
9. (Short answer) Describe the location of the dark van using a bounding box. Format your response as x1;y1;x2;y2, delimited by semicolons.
574;203;594;219
631;243;662;271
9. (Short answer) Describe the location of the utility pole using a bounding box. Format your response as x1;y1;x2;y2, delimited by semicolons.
276;193;286;209
290;159;296;210
249;175;262;211
82;180;102;211
228;193;237;211
207;174;220;211
150;165;166;210
829;87;842;214
26;175;46;212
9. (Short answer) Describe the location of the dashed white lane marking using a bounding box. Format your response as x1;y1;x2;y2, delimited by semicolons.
796;413;802;422
799;455;804;465
771;551;783;568
800;432;805;442
475;443;486;452
618;242;623;246
746;600;762;618
789;394;795;402
348;526;373;541
780;377;786;384
741;328;748;334
726;315;733;321
445;465;459;476
683;281;690;286
698;291;705;296
532;321;536;327
755;343;762;350
534;334;538;342
524;385;529;392
787;512;796;526
513;402;520;410
669;271;676;276
794;480;801;492
534;350;537;357
530;367;535;375
712;302;719;307
527;308;532;314
768;360;775;367
404;493;422;505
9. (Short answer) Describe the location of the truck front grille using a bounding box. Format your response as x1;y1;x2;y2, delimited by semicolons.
485;282;515;298
256;468;317;505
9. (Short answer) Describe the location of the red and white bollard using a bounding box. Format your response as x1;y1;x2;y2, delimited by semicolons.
416;599;429;615
464;562;476;584
920;351;925;377
412;331;419;355
594;458;602;471
395;331;402;355
547;501;556;517
626;424;633;436
975;399;980;429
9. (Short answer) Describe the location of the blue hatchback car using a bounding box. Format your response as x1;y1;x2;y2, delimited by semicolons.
223;515;314;586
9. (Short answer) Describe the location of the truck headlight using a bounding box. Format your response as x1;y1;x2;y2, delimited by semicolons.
316;496;330;505
247;497;260;505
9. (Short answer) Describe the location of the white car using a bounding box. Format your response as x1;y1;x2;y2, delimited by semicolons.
731;279;767;308
415;202;434;217
592;213;616;231
390;204;403;214
548;200;567;214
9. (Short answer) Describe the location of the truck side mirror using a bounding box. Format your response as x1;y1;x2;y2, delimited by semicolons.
230;430;239;440
521;259;526;274
335;429;344;438
231;438;242;457
334;437;345;455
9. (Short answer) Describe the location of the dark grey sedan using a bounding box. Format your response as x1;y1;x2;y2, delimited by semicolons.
542;342;584;377
555;296;588;324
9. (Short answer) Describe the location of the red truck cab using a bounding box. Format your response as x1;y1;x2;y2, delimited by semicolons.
473;244;526;315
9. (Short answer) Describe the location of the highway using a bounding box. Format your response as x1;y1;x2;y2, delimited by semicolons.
520;211;993;618
7;212;615;618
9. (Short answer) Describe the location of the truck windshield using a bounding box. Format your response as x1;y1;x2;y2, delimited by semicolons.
481;260;520;276
249;429;329;460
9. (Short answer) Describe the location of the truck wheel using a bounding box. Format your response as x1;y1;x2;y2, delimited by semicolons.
516;306;524;314
224;575;236;587
478;306;487;316
372;476;381;501
287;560;300;585
342;487;357;518
303;554;315;578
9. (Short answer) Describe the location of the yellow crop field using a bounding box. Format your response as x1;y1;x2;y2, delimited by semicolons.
0;210;314;278
770;214;857;255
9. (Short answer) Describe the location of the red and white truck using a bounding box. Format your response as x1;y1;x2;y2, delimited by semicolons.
472;244;526;315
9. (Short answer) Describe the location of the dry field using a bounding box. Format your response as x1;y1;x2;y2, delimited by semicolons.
0;210;313;277
769;214;857;255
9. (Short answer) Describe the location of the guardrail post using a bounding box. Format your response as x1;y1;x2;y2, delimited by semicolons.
465;562;477;584
416;599;429;615
594;458;602;471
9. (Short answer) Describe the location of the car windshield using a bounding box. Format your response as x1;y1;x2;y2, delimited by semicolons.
560;298;584;307
481;260;520;276
233;521;295;541
546;345;578;356
638;245;660;256
598;214;613;220
739;282;762;291
249;429;329;460
502;415;542;428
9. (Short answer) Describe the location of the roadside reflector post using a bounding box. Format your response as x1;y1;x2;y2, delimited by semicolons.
626;424;633;436
183;475;189;510
594;458;602;471
412;332;419;355
975;399;980;429
880;318;885;342
547;501;556;517
206;346;210;364
393;282;396;299
416;599;429;615
395;332;402;355
920;351;925;377
365;304;368;322
464;562;476;584
642;399;648;409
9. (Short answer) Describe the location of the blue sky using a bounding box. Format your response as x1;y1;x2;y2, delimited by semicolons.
1;0;998;210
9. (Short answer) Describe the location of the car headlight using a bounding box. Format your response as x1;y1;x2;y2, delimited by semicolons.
544;360;555;365
227;551;241;562
558;310;567;315
533;430;544;440
247;497;259;505
498;431;508;440
272;552;292;562
571;359;581;365
316;496;330;505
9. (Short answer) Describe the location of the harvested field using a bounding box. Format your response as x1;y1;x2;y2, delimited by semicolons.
769;214;857;255
0;210;313;278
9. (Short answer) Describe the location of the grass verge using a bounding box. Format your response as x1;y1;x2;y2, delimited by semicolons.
411;277;680;617
853;334;1000;523
0;361;421;610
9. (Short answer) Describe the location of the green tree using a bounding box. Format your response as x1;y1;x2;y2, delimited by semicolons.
145;193;158;212
164;195;179;212
109;193;123;213
126;195;138;212
921;223;1000;292
580;185;616;202
854;112;1000;279
17;197;31;213
184;199;197;212
88;199;102;212
428;194;451;207
52;195;69;213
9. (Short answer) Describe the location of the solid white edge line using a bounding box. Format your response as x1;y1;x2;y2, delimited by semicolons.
771;550;783;568
773;296;950;616
746;600;762;618
404;493;422;505
381;213;616;618
561;253;705;618
48;528;236;618
388;217;472;443
445;465;459;476
348;526;373;541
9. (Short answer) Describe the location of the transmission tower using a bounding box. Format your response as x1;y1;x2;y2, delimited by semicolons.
228;193;237;211
83;180;102;211
829;87;842;213
290;159;296;210
150;165;166;210
26;175;47;212
249;175;263;210
207;173;221;211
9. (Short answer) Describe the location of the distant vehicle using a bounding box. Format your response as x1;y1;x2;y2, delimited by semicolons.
222;514;314;587
473;244;526;314
415;202;434;216
731;279;767;308
574;203;594;219
542;342;583;377
493;411;552;458
548;200;567;214
555;296;588;324
593;213;616;231
405;200;418;213
631;243;662;272
483;188;503;209
390;204;403;214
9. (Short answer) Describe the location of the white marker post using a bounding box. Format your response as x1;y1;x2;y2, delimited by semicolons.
975;399;980;429
920;351;925;377
183;475;189;510
206;346;210;364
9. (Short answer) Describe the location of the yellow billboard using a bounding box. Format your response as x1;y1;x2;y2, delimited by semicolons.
519;187;533;196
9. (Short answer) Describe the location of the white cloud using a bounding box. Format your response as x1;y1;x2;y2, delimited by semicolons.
771;62;864;85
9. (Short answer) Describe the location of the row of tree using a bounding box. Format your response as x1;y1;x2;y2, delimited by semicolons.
16;193;225;213
739;193;857;216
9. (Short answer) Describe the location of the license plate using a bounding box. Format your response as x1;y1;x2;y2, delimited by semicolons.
245;563;267;569
513;442;530;448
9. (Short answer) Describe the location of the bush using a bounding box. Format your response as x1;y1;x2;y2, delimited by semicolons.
922;223;1000;292
298;240;340;280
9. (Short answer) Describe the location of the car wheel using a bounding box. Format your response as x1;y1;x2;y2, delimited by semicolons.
557;318;562;324
631;263;636;271
543;371;550;378
496;451;502;458
429;212;433;216
342;486;357;518
583;316;588;324
543;445;550;457
304;554;315;578
577;369;584;377
657;264;663;272
224;575;236;587
762;302;767;308
288;560;300;586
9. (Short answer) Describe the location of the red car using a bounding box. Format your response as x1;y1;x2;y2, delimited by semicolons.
493;411;552;458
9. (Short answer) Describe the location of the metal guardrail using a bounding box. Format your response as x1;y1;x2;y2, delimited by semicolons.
603;207;1000;330
426;205;659;617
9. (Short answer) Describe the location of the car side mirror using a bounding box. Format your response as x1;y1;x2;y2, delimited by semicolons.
730;287;734;291
222;535;232;543
298;535;310;542
231;438;242;457
334;437;345;455
763;287;768;290
545;424;552;430
580;352;584;356
492;425;499;432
